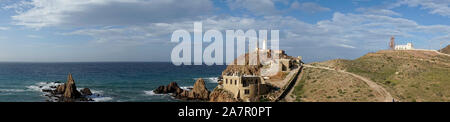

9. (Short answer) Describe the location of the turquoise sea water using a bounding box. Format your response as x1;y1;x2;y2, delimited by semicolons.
0;62;226;102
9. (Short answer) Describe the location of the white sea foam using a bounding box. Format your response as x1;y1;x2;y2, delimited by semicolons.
144;90;166;96
76;88;103;94
90;89;103;94
81;90;112;102
0;89;28;92
180;86;193;91
26;82;64;92
206;77;219;83
91;97;113;102
193;77;219;83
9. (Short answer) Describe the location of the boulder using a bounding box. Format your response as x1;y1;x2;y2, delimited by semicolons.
153;79;211;101
80;88;93;96
167;82;181;93
55;84;65;94
153;86;166;94
42;89;54;93
209;89;238;102
63;73;81;98
153;82;182;94
188;78;210;100
178;90;190;98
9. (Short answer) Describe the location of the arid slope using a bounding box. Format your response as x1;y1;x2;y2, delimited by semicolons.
294;49;450;102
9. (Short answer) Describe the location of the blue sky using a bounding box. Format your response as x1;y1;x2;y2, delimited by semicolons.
0;0;449;62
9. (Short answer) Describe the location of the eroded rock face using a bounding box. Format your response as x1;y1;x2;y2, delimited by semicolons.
153;78;211;101
55;84;65;94
153;82;182;94
63;74;82;99
41;73;93;102
188;78;209;100
209;89;238;102
80;88;93;96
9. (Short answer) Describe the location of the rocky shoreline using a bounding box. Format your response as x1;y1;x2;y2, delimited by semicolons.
153;78;239;102
154;78;210;101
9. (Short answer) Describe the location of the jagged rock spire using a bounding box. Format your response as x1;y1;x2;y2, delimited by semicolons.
63;73;81;99
67;73;74;83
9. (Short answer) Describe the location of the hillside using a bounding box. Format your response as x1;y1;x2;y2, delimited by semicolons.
440;45;450;54
293;50;450;102
292;67;384;102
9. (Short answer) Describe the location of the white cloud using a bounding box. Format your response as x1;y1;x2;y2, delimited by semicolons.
4;0;215;29
64;12;450;52
394;0;450;17
0;26;9;30
3;0;449;62
290;1;331;13
356;8;401;16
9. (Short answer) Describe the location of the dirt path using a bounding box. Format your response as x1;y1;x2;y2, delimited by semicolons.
303;64;394;102
274;66;302;102
284;67;304;102
412;49;450;57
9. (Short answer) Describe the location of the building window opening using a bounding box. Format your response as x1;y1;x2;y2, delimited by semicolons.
244;89;250;95
243;81;248;87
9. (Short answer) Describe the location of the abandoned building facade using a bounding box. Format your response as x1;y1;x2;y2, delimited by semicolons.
218;39;301;102
221;75;267;101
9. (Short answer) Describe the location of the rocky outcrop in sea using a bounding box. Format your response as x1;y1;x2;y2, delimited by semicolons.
154;78;241;102
41;73;95;102
153;78;210;101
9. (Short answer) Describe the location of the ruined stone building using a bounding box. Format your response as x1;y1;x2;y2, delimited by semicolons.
218;39;301;102
221;75;268;102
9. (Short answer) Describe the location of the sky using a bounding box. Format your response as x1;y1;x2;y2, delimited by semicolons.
0;0;449;62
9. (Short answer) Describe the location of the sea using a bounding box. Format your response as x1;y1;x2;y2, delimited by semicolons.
0;62;226;102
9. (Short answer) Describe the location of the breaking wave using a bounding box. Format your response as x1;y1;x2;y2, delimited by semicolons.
26;82;64;92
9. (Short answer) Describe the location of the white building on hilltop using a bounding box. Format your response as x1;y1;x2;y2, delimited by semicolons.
395;43;414;50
